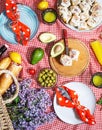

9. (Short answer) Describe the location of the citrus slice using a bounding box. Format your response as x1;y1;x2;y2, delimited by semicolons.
93;75;102;87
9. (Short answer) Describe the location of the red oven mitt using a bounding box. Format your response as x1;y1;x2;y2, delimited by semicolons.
56;86;96;125
5;0;31;45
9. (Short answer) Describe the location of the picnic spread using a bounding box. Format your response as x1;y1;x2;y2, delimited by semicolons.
0;0;102;130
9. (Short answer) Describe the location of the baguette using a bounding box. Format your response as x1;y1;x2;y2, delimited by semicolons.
0;57;11;70
0;63;22;95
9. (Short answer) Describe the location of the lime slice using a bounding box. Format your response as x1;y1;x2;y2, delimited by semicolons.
93;75;102;87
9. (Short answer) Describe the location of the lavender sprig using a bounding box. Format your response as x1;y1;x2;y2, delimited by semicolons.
6;78;56;130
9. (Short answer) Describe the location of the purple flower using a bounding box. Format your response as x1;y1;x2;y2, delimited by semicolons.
7;78;56;130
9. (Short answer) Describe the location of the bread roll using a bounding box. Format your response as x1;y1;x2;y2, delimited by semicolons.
58;5;68;16
61;11;72;23
78;21;89;30
69;5;81;15
87;16;98;28
71;0;81;6
70;15;80;27
80;12;89;21
84;0;95;6
79;2;90;12
91;2;102;13
61;0;71;7
0;57;11;70
0;63;22;95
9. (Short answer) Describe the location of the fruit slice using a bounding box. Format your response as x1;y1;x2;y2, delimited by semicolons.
39;32;56;44
9;52;22;64
31;48;44;65
92;75;102;87
51;40;65;57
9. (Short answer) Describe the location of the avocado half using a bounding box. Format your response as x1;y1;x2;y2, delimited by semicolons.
51;40;65;57
39;32;56;44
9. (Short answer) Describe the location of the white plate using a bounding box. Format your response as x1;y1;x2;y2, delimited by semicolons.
53;82;96;124
57;0;102;32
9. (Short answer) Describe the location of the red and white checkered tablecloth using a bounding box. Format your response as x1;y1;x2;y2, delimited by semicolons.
0;0;102;130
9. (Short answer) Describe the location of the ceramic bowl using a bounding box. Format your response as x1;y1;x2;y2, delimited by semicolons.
91;72;102;88
42;8;57;25
37;68;57;89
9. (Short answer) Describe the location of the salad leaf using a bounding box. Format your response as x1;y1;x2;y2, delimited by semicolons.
97;98;102;105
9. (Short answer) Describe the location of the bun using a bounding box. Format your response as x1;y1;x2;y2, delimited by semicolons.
58;0;102;30
69;5;81;15
70;15;80;27
61;0;71;7
71;0;81;6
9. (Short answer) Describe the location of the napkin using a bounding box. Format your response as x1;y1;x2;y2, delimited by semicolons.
5;0;31;45
56;86;96;125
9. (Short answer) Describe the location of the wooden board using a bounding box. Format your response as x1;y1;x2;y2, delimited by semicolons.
50;38;90;77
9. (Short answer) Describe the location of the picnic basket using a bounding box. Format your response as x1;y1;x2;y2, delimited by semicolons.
0;70;19;130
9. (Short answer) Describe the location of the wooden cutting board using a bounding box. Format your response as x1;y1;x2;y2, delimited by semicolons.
50;38;90;77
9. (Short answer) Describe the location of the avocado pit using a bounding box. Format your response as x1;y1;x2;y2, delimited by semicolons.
51;40;65;57
54;45;62;53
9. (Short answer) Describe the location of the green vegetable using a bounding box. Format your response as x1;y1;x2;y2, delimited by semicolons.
31;48;44;65
97;98;102;105
14;96;20;104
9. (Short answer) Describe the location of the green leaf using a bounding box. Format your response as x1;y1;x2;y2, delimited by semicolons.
97;98;102;105
14;96;20;104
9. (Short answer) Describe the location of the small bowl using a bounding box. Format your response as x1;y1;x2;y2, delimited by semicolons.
42;8;57;25
91;72;102;88
37;68;57;89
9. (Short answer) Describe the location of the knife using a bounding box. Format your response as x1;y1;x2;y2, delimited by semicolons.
58;86;71;99
63;29;69;55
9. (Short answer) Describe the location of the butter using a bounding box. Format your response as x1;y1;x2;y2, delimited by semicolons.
90;40;102;65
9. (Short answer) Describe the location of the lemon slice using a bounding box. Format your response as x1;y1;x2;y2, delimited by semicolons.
9;52;22;64
37;0;49;10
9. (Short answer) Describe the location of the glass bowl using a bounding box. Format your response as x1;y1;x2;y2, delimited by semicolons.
37;68;57;89
91;72;102;88
41;8;57;25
